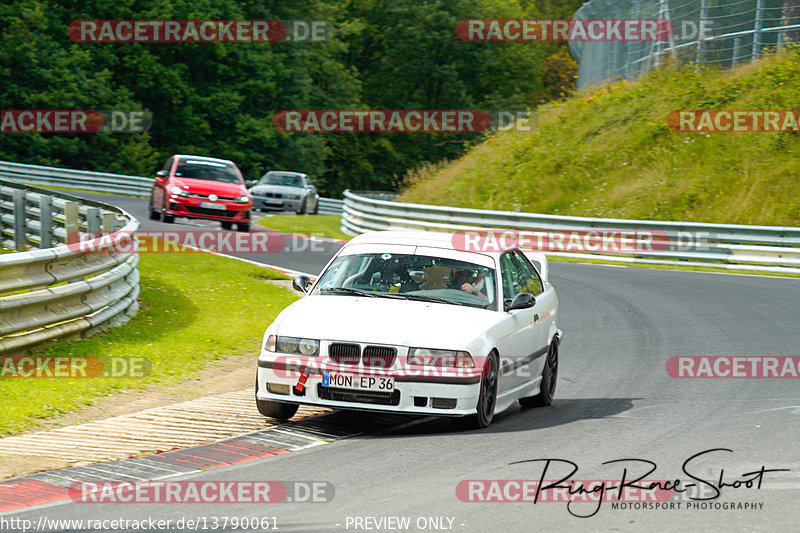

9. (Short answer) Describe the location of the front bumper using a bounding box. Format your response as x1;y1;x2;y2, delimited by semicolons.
166;196;251;221
251;194;304;212
256;356;482;417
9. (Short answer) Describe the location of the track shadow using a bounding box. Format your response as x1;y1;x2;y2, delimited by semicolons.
354;397;641;438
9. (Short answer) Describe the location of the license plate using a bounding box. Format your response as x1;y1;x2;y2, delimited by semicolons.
199;202;226;210
322;371;394;392
265;198;283;205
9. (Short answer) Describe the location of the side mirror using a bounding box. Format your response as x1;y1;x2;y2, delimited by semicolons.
155;170;168;178
245;180;257;188
292;275;313;293
504;292;535;311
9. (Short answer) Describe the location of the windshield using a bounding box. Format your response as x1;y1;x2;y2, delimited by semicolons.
312;253;496;310
259;173;304;187
174;160;242;183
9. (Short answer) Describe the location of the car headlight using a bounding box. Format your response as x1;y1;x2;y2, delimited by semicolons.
285;194;301;200
273;336;320;356
169;186;188;196
407;348;474;368
234;195;250;203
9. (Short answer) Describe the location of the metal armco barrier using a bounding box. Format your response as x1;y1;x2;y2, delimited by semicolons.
0;179;140;354
341;190;800;274
0;159;346;213
0;160;153;196
318;197;344;216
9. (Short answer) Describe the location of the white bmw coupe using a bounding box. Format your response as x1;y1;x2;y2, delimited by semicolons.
256;231;562;428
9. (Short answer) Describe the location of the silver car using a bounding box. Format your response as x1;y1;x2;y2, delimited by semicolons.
248;171;320;214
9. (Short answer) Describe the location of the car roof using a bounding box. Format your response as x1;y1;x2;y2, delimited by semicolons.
173;154;235;165
263;170;307;177
347;230;516;257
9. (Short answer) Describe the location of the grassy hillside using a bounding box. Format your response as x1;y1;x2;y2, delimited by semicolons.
399;47;800;227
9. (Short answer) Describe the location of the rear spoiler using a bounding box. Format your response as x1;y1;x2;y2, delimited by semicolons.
522;251;549;282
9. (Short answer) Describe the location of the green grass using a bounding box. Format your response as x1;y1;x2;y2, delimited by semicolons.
548;253;800;278
0;240;297;435
400;46;800;227
257;214;350;241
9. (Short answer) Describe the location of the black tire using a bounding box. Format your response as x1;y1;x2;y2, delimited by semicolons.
161;198;175;223
311;199;319;215
236;222;250;232
149;196;161;220
255;375;299;419
520;340;558;408
298;199;307;215
221;221;233;230
458;351;499;429
256;398;299;420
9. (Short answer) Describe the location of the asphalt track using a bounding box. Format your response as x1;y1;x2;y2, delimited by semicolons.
4;192;800;532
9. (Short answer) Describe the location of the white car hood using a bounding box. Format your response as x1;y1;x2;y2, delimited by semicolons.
272;295;499;349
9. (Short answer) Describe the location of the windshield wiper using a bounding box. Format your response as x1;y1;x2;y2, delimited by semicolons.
320;287;378;297
400;294;467;306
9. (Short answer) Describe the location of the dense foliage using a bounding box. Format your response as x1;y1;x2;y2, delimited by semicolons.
0;0;580;196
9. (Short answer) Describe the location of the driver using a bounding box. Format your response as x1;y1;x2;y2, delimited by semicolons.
452;269;487;300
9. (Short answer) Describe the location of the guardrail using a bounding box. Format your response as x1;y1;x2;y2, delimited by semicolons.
341;190;800;274
0;180;140;354
0;160;153;196
318;197;344;216
0;160;347;215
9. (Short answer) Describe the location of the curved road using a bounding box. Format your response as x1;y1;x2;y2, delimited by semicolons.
8;193;800;532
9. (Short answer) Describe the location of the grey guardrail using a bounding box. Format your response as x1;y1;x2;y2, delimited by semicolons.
0;159;346;213
318;197;344;216
341;190;800;274
0;160;153;196
0;179;140;354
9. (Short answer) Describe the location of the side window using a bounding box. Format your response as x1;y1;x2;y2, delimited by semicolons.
161;157;174;172
511;252;544;295
500;253;522;299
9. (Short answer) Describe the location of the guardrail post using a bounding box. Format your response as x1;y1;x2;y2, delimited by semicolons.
39;194;52;249
86;207;101;232
64;200;79;245
101;212;115;232
12;189;27;250
732;37;741;67
752;0;764;59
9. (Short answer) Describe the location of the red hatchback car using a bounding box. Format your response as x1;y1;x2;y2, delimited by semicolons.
149;154;252;231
